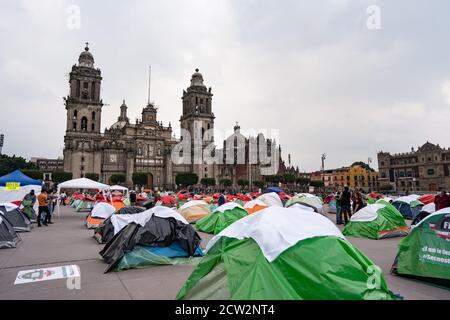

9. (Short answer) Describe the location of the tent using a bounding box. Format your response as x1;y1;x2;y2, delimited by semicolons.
196;202;248;234
177;200;211;223
391;207;450;287
57;178;110;191
343;200;408;240
177;206;399;300
99;206;203;272
94;206;146;244
256;192;283;207
418;194;435;205
244;199;268;214
265;186;284;194
285;193;323;214
0;170;43;187
323;195;337;213
0;203;31;232
392;195;423;220
86;202;116;229
75;196;96;212
411;203;436;227
0;215;19;248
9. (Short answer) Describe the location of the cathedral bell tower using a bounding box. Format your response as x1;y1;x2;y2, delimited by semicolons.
63;43;103;178
180;69;216;180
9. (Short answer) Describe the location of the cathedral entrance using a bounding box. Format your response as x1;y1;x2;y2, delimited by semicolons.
146;173;154;190
429;183;437;192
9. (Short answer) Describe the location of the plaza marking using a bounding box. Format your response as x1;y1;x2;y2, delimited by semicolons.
14;264;80;285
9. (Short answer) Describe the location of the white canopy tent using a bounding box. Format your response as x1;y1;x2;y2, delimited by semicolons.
56;178;110;219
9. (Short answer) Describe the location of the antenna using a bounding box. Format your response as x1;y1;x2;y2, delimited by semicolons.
148;66;151;105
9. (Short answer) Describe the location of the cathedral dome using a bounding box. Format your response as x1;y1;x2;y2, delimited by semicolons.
190;68;206;87
78;43;94;68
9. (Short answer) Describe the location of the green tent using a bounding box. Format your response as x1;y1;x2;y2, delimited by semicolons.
343;200;408;240
285;193;324;214
196;202;248;235
177;206;400;300
392;207;450;286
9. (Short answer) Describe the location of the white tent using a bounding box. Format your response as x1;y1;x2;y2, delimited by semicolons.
57;178;110;218
109;185;128;191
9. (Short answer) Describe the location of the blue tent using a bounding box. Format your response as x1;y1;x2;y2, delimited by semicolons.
0;170;42;187
266;186;284;193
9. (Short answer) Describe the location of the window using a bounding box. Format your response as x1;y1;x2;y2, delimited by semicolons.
83;82;88;89
92;111;96;120
91;123;95;131
81;117;88;131
76;80;80;98
74;110;78;119
81;156;85;162
91;81;96;100
427;169;435;176
72;121;77;130
381;161;385;166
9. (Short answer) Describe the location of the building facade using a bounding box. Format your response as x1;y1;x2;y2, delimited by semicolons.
63;45;283;189
377;141;450;193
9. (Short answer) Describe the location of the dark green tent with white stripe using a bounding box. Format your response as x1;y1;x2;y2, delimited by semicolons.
343;200;409;240
196;202;248;235
177;206;400;300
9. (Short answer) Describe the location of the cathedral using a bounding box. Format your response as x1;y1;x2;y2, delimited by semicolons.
63;44;286;189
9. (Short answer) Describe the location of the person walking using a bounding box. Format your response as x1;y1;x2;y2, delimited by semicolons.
340;186;352;225
37;189;51;227
335;187;343;225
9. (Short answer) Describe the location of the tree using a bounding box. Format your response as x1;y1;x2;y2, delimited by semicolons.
219;178;232;187
283;174;296;183
253;180;265;189
110;174;126;184
201;178;216;187
132;173;147;187
351;161;375;172
264;175;284;184
295;177;310;186
22;169;43;181
237;179;249;187
0;154;39;176
310;180;324;188
176;172;199;187
51;171;73;183
84;173;99;181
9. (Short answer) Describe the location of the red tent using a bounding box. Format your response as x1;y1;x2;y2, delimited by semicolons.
368;192;383;199
419;194;435;205
161;195;176;205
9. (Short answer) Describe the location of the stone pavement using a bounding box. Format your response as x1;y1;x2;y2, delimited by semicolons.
0;206;448;300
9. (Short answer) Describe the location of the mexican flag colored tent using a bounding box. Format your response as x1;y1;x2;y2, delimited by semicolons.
244;199;268;214
177;206;400;300
343;200;409;240
391;207;450;287
196;202;248;234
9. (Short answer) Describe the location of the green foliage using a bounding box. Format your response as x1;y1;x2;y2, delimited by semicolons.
310;180;324;188
84;173;99;181
176;172;199;187
219;178;232;187
21;169;43;181
253;180;265;189
0;154;39;176
132;173;148;186
237;179;249;186
264;175;284;183
295;177;311;185
283;173;296;183
200;178;216;186
110;174;126;184
51;171;73;183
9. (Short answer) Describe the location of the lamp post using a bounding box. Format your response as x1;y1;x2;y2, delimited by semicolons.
321;153;326;192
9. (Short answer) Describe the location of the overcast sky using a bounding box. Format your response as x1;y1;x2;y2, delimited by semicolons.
1;0;450;172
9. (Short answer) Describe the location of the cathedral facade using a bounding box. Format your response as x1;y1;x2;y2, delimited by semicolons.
63;45;282;189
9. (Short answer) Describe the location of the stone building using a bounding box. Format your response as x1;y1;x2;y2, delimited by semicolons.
377;141;450;193
63;44;284;189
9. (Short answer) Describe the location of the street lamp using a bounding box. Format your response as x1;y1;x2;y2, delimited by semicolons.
321;153;326;192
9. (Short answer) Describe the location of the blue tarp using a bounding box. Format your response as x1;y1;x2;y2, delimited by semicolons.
0;170;42;187
143;241;204;258
266;186;284;193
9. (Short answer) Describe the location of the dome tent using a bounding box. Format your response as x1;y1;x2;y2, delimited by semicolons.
177;200;210;223
391;207;450;287
391;195;423;220
0;203;31;232
0;215;19;249
343;200;408;240
285;193;324;214
177;206;399;300
411;203;436;227
243;199;268;214
196;202;248;235
100;206;203;272
86;202;116;229
256;192;283;207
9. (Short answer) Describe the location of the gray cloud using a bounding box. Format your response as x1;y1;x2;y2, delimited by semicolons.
1;0;450;172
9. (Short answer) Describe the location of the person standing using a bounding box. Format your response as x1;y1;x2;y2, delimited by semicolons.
340;186;352;225
22;189;37;220
335;187;343;225
353;191;365;213
434;190;450;210
218;193;226;206
37;190;51;227
129;190;137;206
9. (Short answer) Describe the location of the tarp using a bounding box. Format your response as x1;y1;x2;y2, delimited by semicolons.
0;170;42;187
392;207;450;286
343;200;408;239
196;202;248;235
177;206;399;300
57;178;109;191
265;186;284;193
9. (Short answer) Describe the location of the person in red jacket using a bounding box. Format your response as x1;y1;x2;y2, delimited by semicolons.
434;190;450;210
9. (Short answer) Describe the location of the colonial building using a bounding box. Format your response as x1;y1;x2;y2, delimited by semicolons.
377;141;450;193
63;44;284;189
